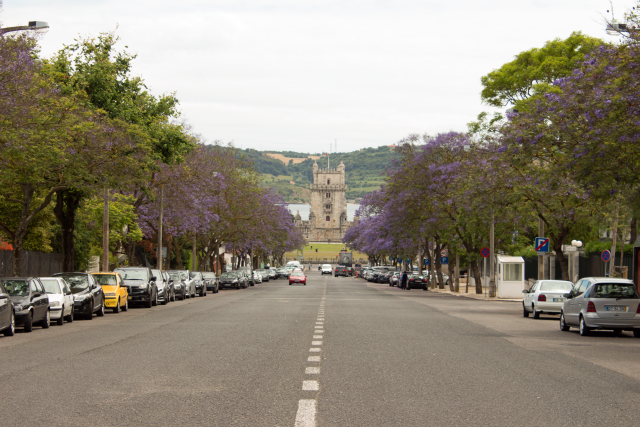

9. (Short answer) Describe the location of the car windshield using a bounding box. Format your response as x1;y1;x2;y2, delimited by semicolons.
592;283;639;299
40;279;62;294
291;272;305;277
55;274;89;293
540;281;573;291
202;273;215;278
169;273;181;281
1;280;29;296
221;272;236;279
322;265;331;268
115;269;148;281
94;275;118;286
192;272;202;279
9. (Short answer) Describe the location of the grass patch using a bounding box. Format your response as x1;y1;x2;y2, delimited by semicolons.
284;244;368;263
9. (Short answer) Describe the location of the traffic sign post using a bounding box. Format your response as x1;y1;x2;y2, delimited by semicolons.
535;237;550;253
441;249;448;258
441;256;449;265
480;247;490;258
601;249;611;262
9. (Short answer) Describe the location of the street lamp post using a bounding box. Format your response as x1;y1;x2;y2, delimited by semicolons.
0;21;49;34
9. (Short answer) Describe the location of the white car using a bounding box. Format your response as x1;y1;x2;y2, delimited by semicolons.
522;280;574;318
39;277;74;325
321;264;332;275
286;261;302;268
253;271;262;284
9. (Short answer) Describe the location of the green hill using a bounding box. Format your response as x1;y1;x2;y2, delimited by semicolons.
243;146;397;203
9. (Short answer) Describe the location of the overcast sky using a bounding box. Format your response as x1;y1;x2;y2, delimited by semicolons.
2;0;634;153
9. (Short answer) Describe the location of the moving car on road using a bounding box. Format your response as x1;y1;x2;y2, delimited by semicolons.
114;267;158;308
0;281;15;336
522;280;573;319
560;277;640;337
289;271;307;285
93;272;129;313
334;265;348;277
321;264;332;275
39;277;75;324
1;278;50;331
53;272;105;320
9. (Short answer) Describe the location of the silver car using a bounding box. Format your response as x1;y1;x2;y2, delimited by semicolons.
522;280;574;318
559;277;640;337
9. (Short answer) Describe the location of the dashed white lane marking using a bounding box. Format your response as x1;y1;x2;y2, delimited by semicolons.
312;341;323;345
309;348;321;352
308;356;321;362
306;367;320;374
315;330;324;333
302;380;319;391
294;399;316;427
316;322;323;325
313;335;323;339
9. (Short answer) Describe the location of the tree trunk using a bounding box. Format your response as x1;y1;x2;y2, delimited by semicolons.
471;260;483;294
630;217;637;246
552;238;570;281
165;233;172;269
53;190;82;272
173;237;184;269
610;200;620;276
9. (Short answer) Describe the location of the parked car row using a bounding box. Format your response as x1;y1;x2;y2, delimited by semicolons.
522;277;640;338
0;266;271;337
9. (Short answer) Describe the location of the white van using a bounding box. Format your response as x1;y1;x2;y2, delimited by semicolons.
321;264;332;275
286;261;302;268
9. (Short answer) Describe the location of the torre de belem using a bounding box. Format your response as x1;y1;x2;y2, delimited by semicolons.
294;161;357;243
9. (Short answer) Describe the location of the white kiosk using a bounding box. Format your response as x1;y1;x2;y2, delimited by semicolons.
496;255;525;298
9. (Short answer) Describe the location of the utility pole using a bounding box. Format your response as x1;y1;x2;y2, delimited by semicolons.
489;211;496;297
538;218;545;280
192;233;197;271
157;185;164;270
102;188;109;272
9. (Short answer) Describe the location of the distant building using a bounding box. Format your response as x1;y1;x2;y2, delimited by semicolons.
294;161;358;242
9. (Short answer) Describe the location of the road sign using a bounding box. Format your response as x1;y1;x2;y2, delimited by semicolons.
601;249;611;262
441;249;448;257
480;247;490;258
423;258;430;266
441;256;449;265
535;237;550;253
389;256;393;261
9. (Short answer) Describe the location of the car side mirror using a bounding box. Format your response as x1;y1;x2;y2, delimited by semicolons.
563;293;572;299
150;276;157;281
32;292;41;298
91;284;98;290
522;289;527;293
0;293;8;299
169;279;174;284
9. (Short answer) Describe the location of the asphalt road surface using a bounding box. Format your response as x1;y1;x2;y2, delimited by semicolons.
1;271;639;426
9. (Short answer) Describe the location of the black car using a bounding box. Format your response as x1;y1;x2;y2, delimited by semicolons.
0;281;16;336
407;273;427;290
190;271;207;296
168;272;187;300
114;267;158;308
53;273;105;320
219;271;244;289
1;278;50;332
334;265;348;277
202;272;219;293
379;271;394;284
151;269;172;305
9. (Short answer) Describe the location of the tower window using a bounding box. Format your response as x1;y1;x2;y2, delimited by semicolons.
326;204;331;209
326;193;330;198
326;216;330;221
327;179;330;185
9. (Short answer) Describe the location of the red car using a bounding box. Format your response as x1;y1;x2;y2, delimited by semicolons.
289;271;307;285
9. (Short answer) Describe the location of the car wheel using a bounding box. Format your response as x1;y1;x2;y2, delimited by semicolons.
24;311;33;332
161;291;168;305
97;302;105;317
113;299;121;313
57;307;64;325
152;291;158;306
522;304;529;318
579;316;590;336
559;312;570;331
532;305;540;319
3;310;15;336
123;299;128;312
86;303;93;320
144;296;152;308
41;309;50;328
633;329;640;338
66;307;74;323
199;287;204;297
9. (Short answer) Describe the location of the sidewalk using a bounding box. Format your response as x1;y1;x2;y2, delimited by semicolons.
427;286;521;302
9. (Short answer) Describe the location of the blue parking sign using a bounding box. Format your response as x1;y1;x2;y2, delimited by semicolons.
535;237;550;253
441;257;449;265
423;258;430;266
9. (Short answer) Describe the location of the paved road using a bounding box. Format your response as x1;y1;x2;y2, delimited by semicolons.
1;271;639;426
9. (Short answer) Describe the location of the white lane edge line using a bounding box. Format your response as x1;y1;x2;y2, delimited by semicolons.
294;399;316;427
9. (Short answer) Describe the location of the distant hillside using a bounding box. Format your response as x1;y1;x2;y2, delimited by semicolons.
241;146;398;202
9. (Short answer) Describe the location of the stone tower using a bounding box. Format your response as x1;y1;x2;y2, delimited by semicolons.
308;161;348;242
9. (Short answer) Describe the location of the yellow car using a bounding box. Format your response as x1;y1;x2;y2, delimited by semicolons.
93;272;129;313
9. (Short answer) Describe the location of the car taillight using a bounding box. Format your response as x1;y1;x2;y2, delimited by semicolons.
538;294;546;302
587;301;596;313
636;304;640;314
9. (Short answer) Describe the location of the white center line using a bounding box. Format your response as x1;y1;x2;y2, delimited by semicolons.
294;399;316;427
312;341;323;345
316;322;323;325
313;335;323;339
302;380;319;391
309;348;321;352
306;367;320;374
308;356;321;362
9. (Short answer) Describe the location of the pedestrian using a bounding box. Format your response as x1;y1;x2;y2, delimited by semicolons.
308;263;312;271
401;271;408;290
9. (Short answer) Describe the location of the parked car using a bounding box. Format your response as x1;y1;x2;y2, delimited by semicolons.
53;272;105;320
255;269;270;282
346;267;355;276
276;267;288;279
113;267;158;308
253;271;262;284
407;273;427;289
92;272;129;313
219;271;244;289
334;265;348;277
162;271;176;301
268;269;277;280
1;278;50;331
168;272;187;300
390;272;400;286
559;277;640;337
238;267;254;286
202;272;219;293
522;280;574;318
0;281;15;336
321;264;332;275
39;277;75;323
189;271;207;296
150;269;172;305
289;271;307;285
168;270;196;298
379;271;394;284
